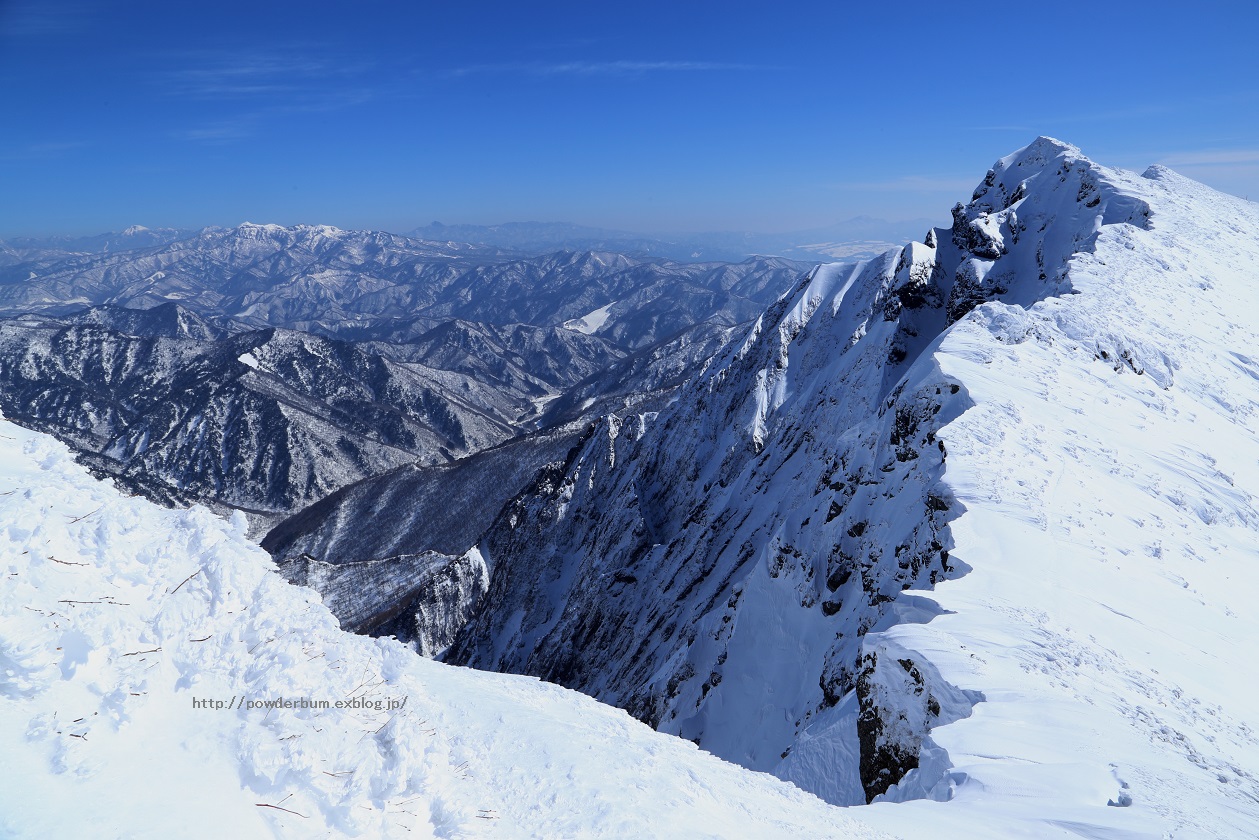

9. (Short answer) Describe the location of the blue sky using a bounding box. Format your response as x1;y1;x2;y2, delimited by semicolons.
1;0;1256;237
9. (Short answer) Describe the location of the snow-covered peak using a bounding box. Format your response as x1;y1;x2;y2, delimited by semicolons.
286;223;348;240
993;134;1081;170
940;136;1153;326
229;223;352;239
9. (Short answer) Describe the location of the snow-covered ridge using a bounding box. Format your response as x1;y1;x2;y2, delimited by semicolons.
443;137;1259;836
862;144;1259;834
0;318;525;516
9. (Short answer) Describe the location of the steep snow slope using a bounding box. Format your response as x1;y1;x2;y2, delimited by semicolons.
445;138;1259;836
0;415;892;839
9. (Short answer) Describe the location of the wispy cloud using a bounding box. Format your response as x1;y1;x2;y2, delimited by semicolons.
172;121;256;144
1158;149;1259;167
0;140;90;161
158;48;380;143
165;50;372;99
1048;102;1179;125
965;125;1034;133
0;0;91;37
448;60;759;78
170;86;377;144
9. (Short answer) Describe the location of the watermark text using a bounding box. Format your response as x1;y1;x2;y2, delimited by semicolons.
192;695;407;712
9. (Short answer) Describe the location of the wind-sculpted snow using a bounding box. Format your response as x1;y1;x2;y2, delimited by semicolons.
856;155;1259;835
0;414;894;839
446;138;1259;836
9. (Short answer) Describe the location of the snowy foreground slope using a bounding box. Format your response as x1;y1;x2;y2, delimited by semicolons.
0;417;892;839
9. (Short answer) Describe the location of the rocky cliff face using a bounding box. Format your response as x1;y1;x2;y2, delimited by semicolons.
445;137;1160;805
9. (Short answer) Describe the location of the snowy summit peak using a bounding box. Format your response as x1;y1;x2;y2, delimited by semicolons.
226;222;293;244
226;222;352;244
997;135;1082;168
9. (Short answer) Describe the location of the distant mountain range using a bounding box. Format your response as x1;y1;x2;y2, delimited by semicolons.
1;216;937;266
0;223;811;343
0;225;191;262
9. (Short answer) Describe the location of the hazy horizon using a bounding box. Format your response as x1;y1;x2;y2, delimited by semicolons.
0;213;943;243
